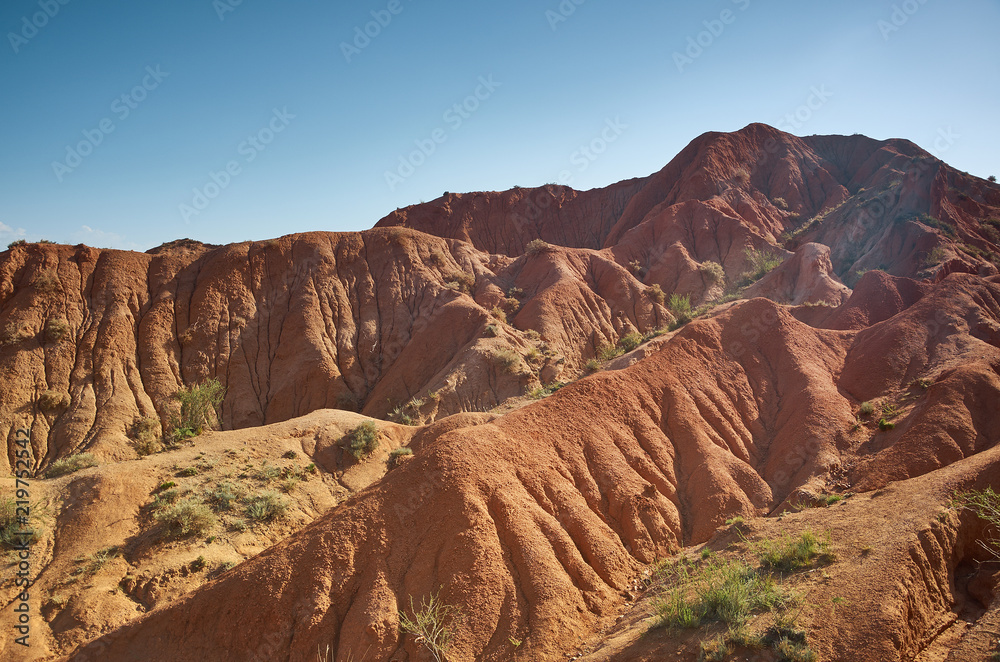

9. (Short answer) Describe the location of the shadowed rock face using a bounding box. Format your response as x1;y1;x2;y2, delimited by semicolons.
2;124;1000;661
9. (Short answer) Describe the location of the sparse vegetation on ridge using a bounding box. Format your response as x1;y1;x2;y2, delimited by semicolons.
525;238;550;255
645;284;666;304
668;293;691;317
491;348;521;373
399;591;462;662
131;416;163;456
343;421;380;460
168;378;225;443
699;260;725;284
653;530;830;660
45;453;98;478
44;318;70;342
739;247;783;286
953;488;1000;558
154;497;217;537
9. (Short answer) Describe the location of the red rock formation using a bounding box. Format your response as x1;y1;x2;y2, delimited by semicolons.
2;124;999;661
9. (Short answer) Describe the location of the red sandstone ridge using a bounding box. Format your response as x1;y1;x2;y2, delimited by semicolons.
1;124;999;661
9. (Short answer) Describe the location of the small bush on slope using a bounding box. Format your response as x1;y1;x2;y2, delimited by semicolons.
169;378;225;443
344;421;380;460
399;591;462;662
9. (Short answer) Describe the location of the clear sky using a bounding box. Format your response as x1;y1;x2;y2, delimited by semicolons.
1;0;998;251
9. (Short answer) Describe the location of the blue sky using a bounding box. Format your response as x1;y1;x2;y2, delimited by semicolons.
1;0;998;250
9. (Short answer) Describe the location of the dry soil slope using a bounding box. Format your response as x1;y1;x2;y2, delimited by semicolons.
66;273;1000;661
5;124;1000;477
1;230;677;476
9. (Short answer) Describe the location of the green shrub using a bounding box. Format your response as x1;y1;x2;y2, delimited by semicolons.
953;488;1000;558
699;261;725;284
757;531;834;573
618;331;643;353
584;358;601;372
152;489;181;507
215;559;237;574
344;421;380;460
484;324;498;337
740;248;783;285
858;402;874;417
33;270;61;295
597;344;623;362
490;306;507;324
525;239;550;255
669;315;691;332
877;418;895;431
169;378;225;442
38;389;71;412
399;591;462;662
131;416;163;456
1;498;19;548
73;546;119;576
44;318;70;343
699;635;731;661
178;467;199;477
444;271;475;294
925;246;947;266
656;558;787;630
388;447;414;469
490;348;521;373
45;453;98;478
527;381;565;400
668;293;691;317
7;239;27;249
628;259;645;276
645;284;666;304
154;497;217;537
245;490;289;522
772;197;789;210
0;322;31;346
389;406;414;426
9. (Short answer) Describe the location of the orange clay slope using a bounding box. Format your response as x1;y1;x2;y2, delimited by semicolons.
4;123;999;480
65;272;1000;661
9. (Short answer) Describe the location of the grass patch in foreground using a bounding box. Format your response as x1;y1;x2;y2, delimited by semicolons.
656;558;790;631
654;530;831;660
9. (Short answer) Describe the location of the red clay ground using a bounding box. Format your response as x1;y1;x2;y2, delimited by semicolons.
0;124;999;661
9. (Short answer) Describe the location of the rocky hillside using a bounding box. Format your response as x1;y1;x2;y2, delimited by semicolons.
1;123;999;661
